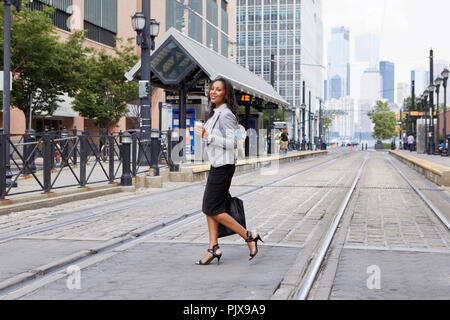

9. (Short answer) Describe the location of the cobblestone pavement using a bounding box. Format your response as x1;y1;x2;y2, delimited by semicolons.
330;248;450;300
315;151;450;300
21;243;300;300
2;151;368;299
0;152;347;287
3;150;448;300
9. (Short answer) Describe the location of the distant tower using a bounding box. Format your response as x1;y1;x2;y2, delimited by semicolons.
380;61;395;103
327;26;350;100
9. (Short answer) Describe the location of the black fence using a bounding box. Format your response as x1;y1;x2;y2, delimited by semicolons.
0;128;175;199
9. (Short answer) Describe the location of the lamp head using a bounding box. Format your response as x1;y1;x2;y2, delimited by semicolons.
442;68;449;80
149;19;160;38
131;12;146;33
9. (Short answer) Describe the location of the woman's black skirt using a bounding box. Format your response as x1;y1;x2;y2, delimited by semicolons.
202;164;236;216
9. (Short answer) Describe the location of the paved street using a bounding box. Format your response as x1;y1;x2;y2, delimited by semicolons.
0;150;448;300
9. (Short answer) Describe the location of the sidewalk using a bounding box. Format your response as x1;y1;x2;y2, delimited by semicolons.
396;149;450;168
389;150;450;187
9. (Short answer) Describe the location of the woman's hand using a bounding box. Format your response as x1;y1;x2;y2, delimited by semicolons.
194;126;209;140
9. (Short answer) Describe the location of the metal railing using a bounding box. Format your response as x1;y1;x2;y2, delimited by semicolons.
0;128;176;199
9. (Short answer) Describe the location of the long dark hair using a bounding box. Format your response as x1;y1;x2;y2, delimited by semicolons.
206;78;239;121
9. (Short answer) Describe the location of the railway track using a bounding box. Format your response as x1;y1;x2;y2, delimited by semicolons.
5;150;444;300
0;152;350;298
294;152;449;300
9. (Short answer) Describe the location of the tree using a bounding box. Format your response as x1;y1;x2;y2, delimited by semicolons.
0;1;88;125
72;38;139;130
322;116;332;134
367;100;396;140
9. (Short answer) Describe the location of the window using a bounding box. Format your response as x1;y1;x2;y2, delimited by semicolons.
221;8;229;57
29;0;73;32
189;0;203;43
206;0;218;52
166;0;185;32
221;0;229;11
84;0;117;47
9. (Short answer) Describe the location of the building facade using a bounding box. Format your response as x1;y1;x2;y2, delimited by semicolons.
380;61;395;103
3;0;237;135
358;67;382;136
327;26;350;100
237;0;302;110
397;82;409;106
236;0;323;143
355;34;380;69
411;68;429;97
326;96;355;139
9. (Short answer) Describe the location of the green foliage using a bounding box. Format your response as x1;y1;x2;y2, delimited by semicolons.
322;116;332;133
71;38;139;128
367;100;397;140
0;1;88;121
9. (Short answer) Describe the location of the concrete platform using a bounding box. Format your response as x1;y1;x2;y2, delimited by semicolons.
389;150;450;186
180;151;328;182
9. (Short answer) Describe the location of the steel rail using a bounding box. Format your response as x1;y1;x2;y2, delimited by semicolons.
296;154;370;300
0;152;354;298
386;155;450;230
0;153;347;243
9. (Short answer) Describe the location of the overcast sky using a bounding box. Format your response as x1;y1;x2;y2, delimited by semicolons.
323;0;450;101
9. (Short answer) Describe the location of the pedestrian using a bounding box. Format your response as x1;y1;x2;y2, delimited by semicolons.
408;134;414;152
403;134;408;150
235;123;246;160
275;129;282;154
193;78;263;265
280;127;289;156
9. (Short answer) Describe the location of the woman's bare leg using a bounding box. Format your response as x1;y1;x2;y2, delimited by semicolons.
212;213;257;258
196;215;222;264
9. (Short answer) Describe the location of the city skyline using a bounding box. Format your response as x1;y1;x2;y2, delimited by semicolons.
323;0;450;103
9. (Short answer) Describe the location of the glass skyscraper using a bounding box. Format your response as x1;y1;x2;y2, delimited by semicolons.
166;0;231;57
327;26;350;100
237;0;302;109
379;61;395;103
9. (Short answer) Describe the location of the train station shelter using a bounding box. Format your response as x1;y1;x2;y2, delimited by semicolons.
126;27;290;158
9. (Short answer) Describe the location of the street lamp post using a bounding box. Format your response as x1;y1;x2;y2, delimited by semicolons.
434;77;443;154
2;0;21;189
131;2;160;169
308;91;312;150
428;49;435;155
442;68;449;156
428;84;436;154
422;91;429;153
319;99;323;149
301;81;306;151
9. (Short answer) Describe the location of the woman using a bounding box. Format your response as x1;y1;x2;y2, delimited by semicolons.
193;78;263;265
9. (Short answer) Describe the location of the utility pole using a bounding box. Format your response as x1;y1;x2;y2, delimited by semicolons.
429;49;435;154
308;91;312;150
268;53;275;155
301;81;306;150
2;0;21;188
140;0;152;165
411;80;415;136
319;99;323;148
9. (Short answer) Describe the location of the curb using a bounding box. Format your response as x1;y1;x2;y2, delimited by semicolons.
0;185;135;216
389;151;450;186
0;234;134;293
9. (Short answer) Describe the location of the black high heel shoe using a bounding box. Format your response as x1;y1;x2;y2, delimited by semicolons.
246;231;264;261
196;244;222;265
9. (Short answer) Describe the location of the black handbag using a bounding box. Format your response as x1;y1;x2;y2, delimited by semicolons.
218;193;246;238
